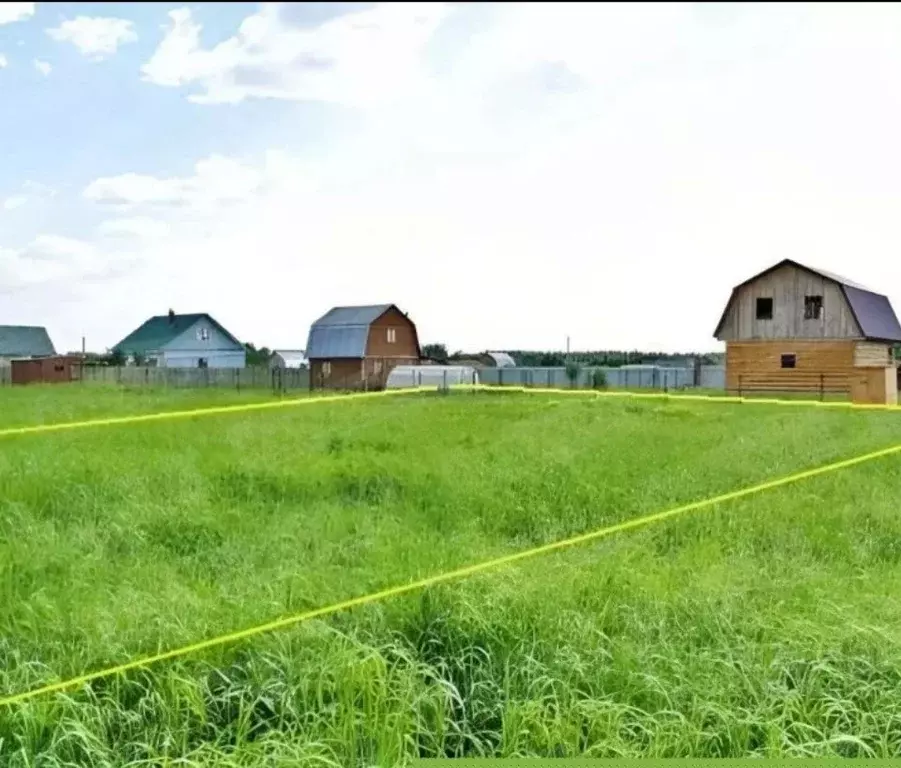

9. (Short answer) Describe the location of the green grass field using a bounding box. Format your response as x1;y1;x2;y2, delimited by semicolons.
1;386;901;766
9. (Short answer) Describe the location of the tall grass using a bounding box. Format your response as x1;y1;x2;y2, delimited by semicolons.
1;389;901;764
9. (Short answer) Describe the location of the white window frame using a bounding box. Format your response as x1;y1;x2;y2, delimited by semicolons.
387;328;396;344
322;361;332;375
197;327;211;342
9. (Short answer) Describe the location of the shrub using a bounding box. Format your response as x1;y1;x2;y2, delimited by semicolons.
590;368;608;390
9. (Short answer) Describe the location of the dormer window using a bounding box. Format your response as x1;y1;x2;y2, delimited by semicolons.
756;298;773;320
196;327;210;341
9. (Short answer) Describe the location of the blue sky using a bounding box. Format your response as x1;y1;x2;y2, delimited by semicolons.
3;3;901;354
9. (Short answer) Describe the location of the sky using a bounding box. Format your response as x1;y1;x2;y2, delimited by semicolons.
2;2;901;355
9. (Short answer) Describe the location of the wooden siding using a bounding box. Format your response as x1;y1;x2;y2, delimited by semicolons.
717;264;862;341
309;306;421;391
366;306;420;359
850;366;898;405
725;340;857;393
853;341;891;367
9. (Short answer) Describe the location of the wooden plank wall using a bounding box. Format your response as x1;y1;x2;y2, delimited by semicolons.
853;342;892;367
717;264;861;341
726;340;857;393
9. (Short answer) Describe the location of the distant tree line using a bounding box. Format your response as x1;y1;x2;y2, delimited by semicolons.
421;343;722;367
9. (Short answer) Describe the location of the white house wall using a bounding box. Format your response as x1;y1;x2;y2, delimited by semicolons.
160;317;246;368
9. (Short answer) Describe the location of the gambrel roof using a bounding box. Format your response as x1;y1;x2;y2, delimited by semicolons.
713;259;901;343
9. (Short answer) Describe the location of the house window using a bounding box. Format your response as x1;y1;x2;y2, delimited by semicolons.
804;295;823;320
322;361;331;376
756;297;773;320
197;327;210;341
198;358;209;369
781;354;796;369
387;328;396;344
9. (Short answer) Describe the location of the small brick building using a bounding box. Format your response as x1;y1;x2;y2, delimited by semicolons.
305;304;421;390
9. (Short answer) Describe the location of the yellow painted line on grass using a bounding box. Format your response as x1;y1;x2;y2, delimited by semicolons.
454;383;901;411
3;436;901;708
0;387;423;440
0;383;896;441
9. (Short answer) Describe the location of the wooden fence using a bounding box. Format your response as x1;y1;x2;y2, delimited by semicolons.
0;365;310;391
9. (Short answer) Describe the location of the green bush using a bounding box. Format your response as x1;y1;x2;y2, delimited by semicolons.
590;368;608;389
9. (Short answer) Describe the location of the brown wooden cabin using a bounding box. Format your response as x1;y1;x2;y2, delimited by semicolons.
305;304;421;390
713;259;900;404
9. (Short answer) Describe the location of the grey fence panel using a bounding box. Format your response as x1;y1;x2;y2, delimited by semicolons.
699;365;725;390
479;364;726;390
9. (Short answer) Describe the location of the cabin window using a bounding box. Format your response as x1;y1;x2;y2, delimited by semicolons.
198;357;208;369
387;328;396;343
756;297;773;320
781;354;796;369
197;327;210;341
322;362;331;376
804;295;823;320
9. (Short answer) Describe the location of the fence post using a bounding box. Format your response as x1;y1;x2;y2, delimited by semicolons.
547;369;552;389
443;368;448;393
820;373;825;401
738;373;743;399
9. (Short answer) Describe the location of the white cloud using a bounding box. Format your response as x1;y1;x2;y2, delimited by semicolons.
0;54;7;69
0;3;34;25
10;2;901;356
0;234;129;290
97;217;171;239
3;195;27;210
33;58;51;76
141;3;449;106
83;155;263;210
2;181;56;211
47;16;137;60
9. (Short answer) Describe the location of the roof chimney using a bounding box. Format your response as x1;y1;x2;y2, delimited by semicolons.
168;308;175;324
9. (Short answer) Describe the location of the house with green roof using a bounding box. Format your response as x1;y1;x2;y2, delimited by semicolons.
111;310;246;368
0;325;56;364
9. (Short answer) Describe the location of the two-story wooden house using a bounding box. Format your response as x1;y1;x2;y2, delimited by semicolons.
306;304;421;390
713;259;901;403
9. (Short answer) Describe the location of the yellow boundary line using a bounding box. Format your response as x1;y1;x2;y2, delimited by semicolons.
0;383;896;442
2;435;901;708
0;388;422;440
453;383;901;411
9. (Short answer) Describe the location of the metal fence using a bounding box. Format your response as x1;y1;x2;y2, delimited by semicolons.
478;365;726;390
0;363;726;392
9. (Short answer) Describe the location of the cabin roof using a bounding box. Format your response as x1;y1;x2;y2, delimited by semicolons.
713;259;901;343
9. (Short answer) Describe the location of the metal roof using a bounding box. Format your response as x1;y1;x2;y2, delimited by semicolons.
112;313;243;354
842;285;901;342
312;305;393;327
306;304;397;359
714;259;901;343
0;326;56;357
